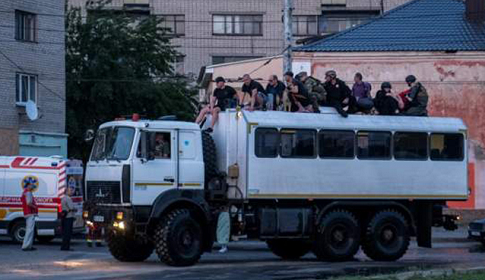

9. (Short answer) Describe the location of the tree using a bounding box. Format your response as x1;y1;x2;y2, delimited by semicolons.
66;3;196;161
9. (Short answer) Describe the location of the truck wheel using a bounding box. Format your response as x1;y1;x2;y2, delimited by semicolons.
154;209;203;266
362;210;410;261
106;231;153;262
36;236;55;244
313;210;360;262
267;239;312;259
10;220;26;244
202;131;218;182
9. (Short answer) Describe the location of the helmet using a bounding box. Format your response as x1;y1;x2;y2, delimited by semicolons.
381;82;392;89
325;70;337;79
405;75;416;84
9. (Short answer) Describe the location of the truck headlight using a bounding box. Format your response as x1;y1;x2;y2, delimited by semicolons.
83;211;89;219
116;212;124;220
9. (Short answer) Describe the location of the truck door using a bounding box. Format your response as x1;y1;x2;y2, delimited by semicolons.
132;130;177;206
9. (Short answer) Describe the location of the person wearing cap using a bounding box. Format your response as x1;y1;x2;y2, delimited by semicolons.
374;82;403;115
323;70;352;117
284;71;313;113
195;76;238;132
241;74;267;111
402;75;428;116
21;181;38;251
298;71;326;113
61;186;78;251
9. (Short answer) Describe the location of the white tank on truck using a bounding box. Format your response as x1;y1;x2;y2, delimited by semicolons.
83;110;467;266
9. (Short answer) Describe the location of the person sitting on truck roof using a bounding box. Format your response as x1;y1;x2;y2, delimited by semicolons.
284;71;313;113
374;82;403;116
265;75;286;111
297;71;326;113
195;76;238;132
241;74;267;111
323;70;351;118
402;75;429;116
154;133;170;159
351;72;374;114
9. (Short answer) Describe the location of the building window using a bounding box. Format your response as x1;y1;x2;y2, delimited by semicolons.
171;56;185;75
213;15;263;35
280;129;316;158
160;15;185;36
357;131;391;159
15;10;37;42
15;73;37;105
212;56;261;65
292;16;318;36
430;133;464;161
319;130;354;159
394;132;428;160
320;13;378;34
255;128;279;158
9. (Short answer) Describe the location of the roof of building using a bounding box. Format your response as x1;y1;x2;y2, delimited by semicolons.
295;0;485;52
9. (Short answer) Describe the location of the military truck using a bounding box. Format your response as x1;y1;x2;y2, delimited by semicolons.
83;109;467;266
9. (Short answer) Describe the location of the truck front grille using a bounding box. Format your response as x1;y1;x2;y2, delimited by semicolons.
87;181;121;204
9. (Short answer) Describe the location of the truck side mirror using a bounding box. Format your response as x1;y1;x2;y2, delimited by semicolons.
140;131;155;162
84;129;95;142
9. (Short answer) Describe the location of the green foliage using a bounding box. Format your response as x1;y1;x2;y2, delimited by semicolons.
66;3;196;160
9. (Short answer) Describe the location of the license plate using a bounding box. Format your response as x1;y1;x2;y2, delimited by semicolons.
93;215;105;223
470;231;481;237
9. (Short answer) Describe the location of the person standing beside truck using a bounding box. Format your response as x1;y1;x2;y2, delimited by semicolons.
61;187;77;251
21;181;38;251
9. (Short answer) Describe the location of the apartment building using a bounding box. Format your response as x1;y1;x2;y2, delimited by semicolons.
70;0;411;77
0;0;67;156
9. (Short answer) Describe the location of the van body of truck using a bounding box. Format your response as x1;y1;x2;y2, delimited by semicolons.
84;110;468;266
0;157;84;243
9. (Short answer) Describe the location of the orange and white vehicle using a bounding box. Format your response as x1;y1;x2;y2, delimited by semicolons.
0;156;84;243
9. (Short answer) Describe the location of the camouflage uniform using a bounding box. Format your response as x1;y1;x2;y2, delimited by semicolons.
303;77;326;112
403;82;428;116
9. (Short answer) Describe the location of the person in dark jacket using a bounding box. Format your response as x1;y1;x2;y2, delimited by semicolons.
323;70;351;117
374;82;403;115
284;71;312;112
265;75;286;111
402;75;429;116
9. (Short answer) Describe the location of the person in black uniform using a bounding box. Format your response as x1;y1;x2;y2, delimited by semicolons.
323;70;352;117
241;74;267;111
195;76;237;132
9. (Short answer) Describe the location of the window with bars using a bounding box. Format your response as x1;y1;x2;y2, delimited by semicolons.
15;73;37;105
15;10;37;42
160;15;185;35
213;15;263;35
292;15;319;36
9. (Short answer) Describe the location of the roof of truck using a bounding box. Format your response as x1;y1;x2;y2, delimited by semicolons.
241;110;466;133
100;120;200;130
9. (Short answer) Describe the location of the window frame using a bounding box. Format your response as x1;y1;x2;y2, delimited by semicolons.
356;131;392;160
318;129;355;159
292;15;319;36
136;131;173;160
160;14;185;36
429;133;465;162
15;10;37;42
15;73;37;106
254;127;280;158
212;14;263;36
393;132;429;161
279;128;317;159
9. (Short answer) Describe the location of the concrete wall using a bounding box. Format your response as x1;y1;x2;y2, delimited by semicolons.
0;0;67;156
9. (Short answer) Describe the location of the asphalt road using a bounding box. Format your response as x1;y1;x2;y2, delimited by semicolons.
0;228;484;280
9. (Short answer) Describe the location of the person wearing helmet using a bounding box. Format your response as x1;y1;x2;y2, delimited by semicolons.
374;82;403;115
195;76;238;132
323;70;351;117
402;75;428;116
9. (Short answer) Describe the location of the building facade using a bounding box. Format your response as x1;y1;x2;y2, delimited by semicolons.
69;0;410;77
0;0;67;157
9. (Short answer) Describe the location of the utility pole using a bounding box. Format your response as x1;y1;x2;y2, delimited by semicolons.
283;0;293;74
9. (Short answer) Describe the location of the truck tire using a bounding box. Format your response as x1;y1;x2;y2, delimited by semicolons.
10;220;26;244
106;231;153;262
154;209;203;266
202;131;218;182
362;210;410;261
313;210;360;262
267;239;312;259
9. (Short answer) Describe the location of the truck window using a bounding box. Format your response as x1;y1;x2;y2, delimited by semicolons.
394;132;428;160
137;132;171;159
91;127;135;161
255;128;279;158
430;133;464;161
357;131;391;159
280;129;316;158
318;130;354;159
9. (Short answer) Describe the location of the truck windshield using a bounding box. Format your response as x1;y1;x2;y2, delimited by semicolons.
90;127;135;161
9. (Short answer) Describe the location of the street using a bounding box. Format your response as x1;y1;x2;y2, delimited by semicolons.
1;228;484;280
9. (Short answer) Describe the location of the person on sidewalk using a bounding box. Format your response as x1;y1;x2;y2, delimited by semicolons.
21;180;38;251
61;187;77;251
